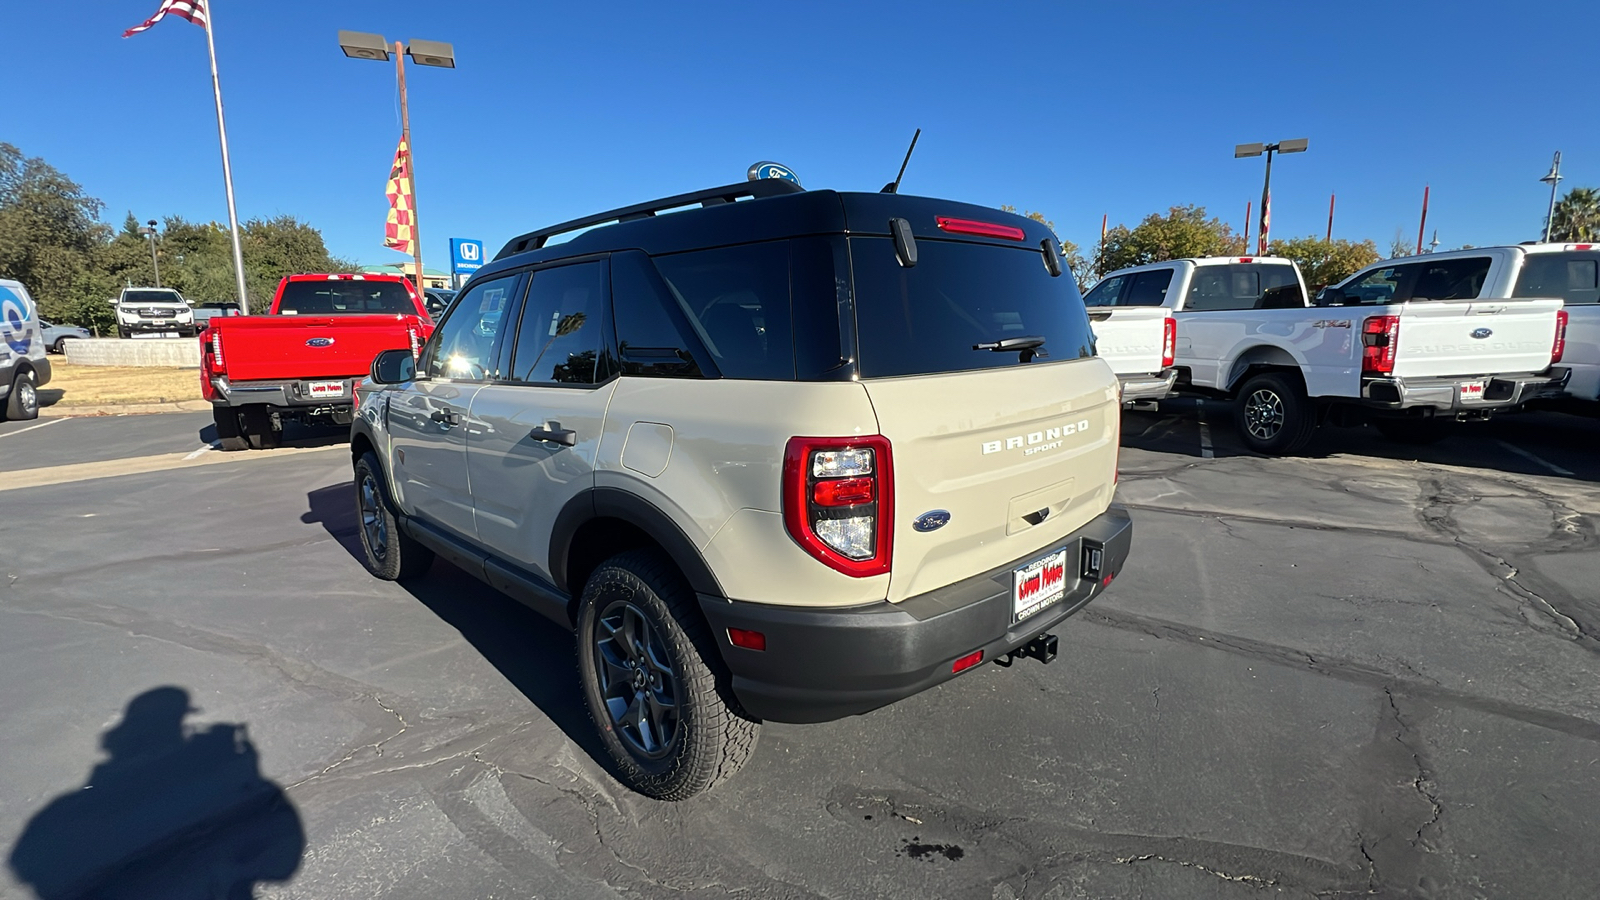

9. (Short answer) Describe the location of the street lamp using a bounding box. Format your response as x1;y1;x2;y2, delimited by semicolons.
1540;151;1563;243
338;30;457;291
1235;138;1308;254
139;219;162;288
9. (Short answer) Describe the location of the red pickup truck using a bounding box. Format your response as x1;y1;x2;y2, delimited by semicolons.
201;273;435;450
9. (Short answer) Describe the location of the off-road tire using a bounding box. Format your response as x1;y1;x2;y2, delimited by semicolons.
576;549;759;800
212;407;249;451
354;452;433;581
6;369;39;421
1373;416;1450;445
1234;372;1317;455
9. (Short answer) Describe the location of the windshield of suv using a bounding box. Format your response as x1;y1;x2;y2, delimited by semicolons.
122;290;184;305
1514;252;1600;305
848;238;1095;378
275;280;415;315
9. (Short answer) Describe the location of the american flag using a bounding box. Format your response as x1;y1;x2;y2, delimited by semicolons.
122;0;208;37
385;138;416;255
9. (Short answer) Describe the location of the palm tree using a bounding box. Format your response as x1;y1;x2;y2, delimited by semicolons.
1550;187;1600;242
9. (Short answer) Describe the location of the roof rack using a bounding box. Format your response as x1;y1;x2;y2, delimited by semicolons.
495;179;807;260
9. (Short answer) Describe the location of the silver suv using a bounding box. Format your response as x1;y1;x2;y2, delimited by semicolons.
351;179;1133;798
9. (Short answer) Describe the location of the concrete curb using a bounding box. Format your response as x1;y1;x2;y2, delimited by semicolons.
40;400;212;418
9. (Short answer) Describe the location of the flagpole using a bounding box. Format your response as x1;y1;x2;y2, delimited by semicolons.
202;2;252;314
395;40;424;291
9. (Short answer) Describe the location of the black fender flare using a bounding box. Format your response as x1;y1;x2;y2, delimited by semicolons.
550;487;724;599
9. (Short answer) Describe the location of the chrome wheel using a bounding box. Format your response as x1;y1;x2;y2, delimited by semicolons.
1243;388;1284;440
15;376;36;417
358;472;388;562
593;600;681;759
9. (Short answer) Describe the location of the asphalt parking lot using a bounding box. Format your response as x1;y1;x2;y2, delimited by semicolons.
2;407;1598;899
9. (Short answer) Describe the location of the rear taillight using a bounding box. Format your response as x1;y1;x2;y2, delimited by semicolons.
1361;315;1400;375
1161;317;1177;368
783;436;893;577
407;325;421;360
1553;309;1568;364
199;330;218;401
209;330;224;369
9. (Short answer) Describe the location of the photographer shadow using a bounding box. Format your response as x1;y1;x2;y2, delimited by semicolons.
7;686;304;900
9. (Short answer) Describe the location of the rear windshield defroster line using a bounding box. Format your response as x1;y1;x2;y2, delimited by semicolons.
848;237;1094;378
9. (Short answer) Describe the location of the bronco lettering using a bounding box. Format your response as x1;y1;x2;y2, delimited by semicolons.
983;418;1092;455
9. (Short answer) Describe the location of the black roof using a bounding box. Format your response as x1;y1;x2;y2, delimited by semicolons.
472;182;1057;283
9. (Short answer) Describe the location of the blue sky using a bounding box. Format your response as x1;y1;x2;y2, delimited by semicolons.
7;0;1598;274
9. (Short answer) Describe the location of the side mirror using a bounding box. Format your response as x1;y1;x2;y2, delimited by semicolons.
1316;286;1347;307
370;348;416;384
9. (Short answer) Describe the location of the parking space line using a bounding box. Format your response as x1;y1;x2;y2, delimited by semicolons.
0;418;67;439
1496;440;1574;477
1194;399;1214;459
183;441;221;461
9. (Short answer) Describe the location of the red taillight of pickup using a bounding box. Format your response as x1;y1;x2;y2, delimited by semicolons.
199;329;223;401
1553;309;1568;364
1161;317;1177;368
783;436;894;578
1361;315;1401;375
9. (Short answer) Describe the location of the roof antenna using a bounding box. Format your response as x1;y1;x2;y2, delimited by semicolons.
881;128;921;194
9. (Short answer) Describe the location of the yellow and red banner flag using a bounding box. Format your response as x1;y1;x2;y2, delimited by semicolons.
384;138;416;255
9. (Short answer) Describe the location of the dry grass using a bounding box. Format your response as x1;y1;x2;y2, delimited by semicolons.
40;362;203;407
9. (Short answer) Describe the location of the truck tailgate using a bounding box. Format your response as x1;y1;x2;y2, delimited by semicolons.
215;315;422;382
1088;307;1170;376
1394;298;1561;378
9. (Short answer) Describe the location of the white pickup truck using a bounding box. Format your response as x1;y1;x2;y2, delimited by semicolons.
1084;269;1177;404
1090;255;1569;453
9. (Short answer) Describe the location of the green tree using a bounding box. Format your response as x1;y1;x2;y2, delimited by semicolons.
1549;187;1600;243
1267;236;1381;291
0;143;113;326
1098;206;1240;276
1001;205;1091;286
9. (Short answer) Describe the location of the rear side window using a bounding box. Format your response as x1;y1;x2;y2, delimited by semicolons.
1411;257;1491;301
507;262;609;385
654;242;795;380
277;280;414;315
1514;253;1600;305
849;237;1095;378
1340;264;1423;305
612;251;708;377
1124;270;1174;306
1183;264;1303;311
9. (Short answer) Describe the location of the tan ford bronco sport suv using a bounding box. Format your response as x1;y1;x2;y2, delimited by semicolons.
351;178;1133;798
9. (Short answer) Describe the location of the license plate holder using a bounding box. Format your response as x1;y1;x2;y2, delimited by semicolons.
1459;379;1487;402
307;380;346;399
1012;548;1069;623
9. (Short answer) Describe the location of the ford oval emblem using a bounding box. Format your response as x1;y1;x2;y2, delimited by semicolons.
306;337;335;347
1470;328;1493;339
912;510;951;533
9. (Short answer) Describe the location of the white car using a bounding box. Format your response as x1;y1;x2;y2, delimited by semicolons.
1089;255;1568;453
1;278;51;420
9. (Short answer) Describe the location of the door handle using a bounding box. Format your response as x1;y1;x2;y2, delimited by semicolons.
430;409;461;427
528;426;576;447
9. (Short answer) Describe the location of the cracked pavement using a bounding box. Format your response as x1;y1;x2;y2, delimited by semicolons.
2;407;1599;898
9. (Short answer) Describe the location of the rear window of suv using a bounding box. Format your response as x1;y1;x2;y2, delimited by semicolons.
276;280;415;315
1514;252;1600;305
849;238;1095;378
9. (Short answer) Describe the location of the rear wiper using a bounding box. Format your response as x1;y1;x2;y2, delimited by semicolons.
973;336;1046;352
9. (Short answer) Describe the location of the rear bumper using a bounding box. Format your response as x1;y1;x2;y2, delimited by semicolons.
1119;368;1178;403
1359;368;1570;412
698;505;1133;724
209;377;356;421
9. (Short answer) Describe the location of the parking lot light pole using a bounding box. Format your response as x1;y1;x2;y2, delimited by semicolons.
1541;151;1563;243
139;219;161;288
339;31;456;291
1235;139;1308;255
